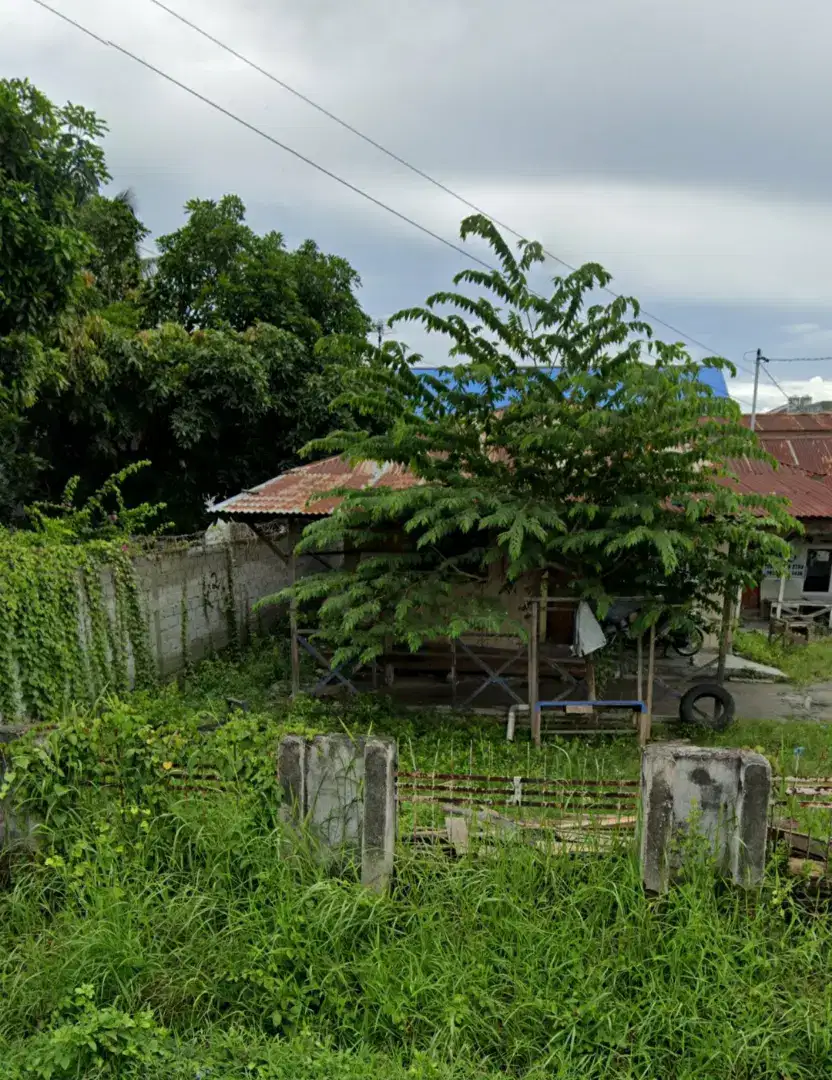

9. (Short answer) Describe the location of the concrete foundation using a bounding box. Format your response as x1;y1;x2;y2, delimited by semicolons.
277;734;397;889
640;743;771;892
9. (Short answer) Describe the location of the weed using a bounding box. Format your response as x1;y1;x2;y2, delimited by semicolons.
734;628;832;686
3;645;832;1077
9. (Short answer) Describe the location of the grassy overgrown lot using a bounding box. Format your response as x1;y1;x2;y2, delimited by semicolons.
2;639;832;1079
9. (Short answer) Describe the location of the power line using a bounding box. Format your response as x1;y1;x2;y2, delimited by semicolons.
31;0;755;384
30;0;499;277
764;355;832;363
143;0;756;377
760;365;791;403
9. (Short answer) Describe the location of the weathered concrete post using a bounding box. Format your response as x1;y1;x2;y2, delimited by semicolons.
305;734;365;848
277;733;397;890
362;737;397;891
640;743;771;892
277;734;307;824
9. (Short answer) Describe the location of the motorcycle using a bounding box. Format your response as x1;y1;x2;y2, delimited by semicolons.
601;606;704;659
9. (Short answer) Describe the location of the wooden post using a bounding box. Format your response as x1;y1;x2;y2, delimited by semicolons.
639;623;656;747
450;638;458;707
776;573;786;619
716;586;734;686
585;655;597;701
288;522;300;697
529;599;541;749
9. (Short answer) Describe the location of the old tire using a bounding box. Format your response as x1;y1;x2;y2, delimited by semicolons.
679;683;735;731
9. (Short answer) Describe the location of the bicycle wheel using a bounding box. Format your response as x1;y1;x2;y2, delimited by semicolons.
673;627;704;658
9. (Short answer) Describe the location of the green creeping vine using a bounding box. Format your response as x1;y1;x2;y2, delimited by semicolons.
0;464;163;720
0;532;157;720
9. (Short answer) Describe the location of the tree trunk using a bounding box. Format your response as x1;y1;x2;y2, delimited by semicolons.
585;655;597;701
716;586;734;686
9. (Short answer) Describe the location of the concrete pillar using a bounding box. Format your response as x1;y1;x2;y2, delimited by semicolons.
362;737;397;891
277;733;398;889
640;743;771;892
277;735;307;824
305;734;365;849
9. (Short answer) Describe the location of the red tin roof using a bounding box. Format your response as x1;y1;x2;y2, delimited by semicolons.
216;446;832;524
213;456;418;517
724;456;832;518
741;413;832;477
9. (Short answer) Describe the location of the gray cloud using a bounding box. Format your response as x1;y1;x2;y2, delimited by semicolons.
5;0;832;408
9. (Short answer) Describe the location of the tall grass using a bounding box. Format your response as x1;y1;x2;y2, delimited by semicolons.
2;787;832;1079
3;643;832;1077
734;628;832;686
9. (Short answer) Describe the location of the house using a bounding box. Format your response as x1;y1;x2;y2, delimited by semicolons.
737;413;832;611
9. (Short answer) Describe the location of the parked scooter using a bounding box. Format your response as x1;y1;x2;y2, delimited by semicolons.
601;606;704;659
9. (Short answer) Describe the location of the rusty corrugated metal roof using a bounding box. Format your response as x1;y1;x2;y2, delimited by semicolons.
743;413;832;433
216;446;832;523
724;457;832;518
741;412;832;478
213;456;419;517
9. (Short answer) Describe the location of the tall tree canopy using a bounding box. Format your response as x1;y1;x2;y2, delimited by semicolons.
141;194;370;343
0;79;372;531
0;78;109;518
76;190;149;310
285;216;796;667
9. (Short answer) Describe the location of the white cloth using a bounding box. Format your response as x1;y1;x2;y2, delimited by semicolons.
573;600;607;657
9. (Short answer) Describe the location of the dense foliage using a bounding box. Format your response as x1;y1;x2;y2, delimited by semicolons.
0;78;109;519
141;194;370;341
75;190;150;309
280;216;796;667
28;316;352;531
0;467;162;720
0;80;372;530
1;654;831;1079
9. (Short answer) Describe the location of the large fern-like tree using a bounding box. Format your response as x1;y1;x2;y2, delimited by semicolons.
283;215;795;668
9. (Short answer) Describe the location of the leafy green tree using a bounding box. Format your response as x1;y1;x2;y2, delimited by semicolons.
0;77;109;518
0;83;372;531
27;319;356;532
23;195;373;530
141;195;370;341
0;78;106;339
76;189;150;310
282;216;796;668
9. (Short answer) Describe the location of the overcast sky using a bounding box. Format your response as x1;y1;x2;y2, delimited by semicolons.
5;0;832;412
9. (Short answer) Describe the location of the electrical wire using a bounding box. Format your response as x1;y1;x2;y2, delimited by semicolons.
142;0;756;376
764;355;832;363
30;0;500;276
760;365;792;403
31;0;756;383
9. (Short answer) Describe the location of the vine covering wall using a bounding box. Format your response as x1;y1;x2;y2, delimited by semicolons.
0;526;290;721
0;531;155;721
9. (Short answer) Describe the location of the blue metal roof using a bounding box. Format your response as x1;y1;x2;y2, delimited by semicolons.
412;365;729;408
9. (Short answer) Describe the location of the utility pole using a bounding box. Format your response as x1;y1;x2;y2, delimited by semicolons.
373;318;389;350
749;348;763;431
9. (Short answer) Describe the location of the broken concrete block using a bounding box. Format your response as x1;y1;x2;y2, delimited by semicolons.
278;733;398;888
640;743;771;892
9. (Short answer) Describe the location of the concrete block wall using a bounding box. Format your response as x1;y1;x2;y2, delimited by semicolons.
128;532;289;678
